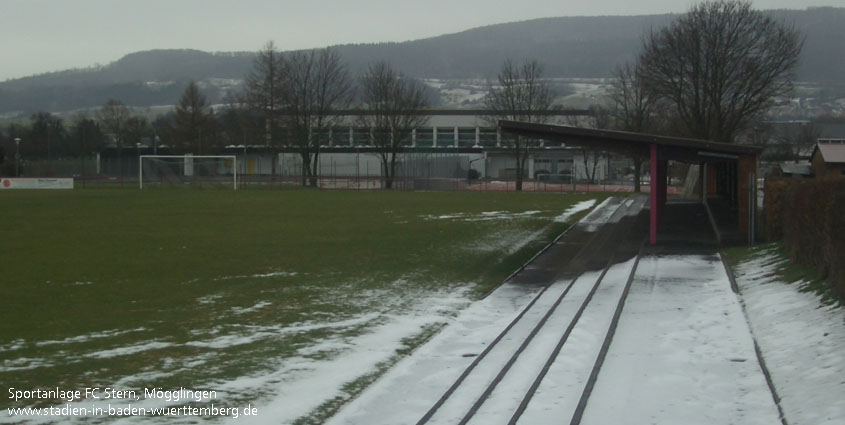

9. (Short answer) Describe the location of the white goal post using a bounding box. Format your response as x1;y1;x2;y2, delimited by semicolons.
139;155;238;189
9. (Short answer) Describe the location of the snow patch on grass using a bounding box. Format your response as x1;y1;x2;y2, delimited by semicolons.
733;247;845;425
0;357;53;372
226;285;474;425
0;339;26;353
554;199;597;223
185;332;273;350
87;341;173;359
196;293;223;305
186;314;382;350
215;271;298;281
231;301;272;315
421;210;542;222
466;224;553;257
35;327;148;347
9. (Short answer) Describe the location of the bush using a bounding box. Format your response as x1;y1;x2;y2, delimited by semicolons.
773;179;845;299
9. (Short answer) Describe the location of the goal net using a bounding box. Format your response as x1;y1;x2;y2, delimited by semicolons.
139;155;238;189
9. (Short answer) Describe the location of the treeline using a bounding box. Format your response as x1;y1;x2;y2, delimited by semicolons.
0;94;266;176
0;43;440;189
0;1;809;195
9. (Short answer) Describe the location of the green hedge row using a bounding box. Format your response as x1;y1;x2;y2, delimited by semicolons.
765;178;845;299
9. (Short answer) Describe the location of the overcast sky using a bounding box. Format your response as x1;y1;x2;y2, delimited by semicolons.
0;0;837;81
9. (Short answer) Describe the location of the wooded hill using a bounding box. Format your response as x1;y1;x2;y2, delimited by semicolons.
1;7;842;115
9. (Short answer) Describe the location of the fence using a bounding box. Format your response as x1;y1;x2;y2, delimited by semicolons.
4;153;679;193
234;175;677;193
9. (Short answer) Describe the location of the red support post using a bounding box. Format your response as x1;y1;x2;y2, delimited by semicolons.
650;144;658;245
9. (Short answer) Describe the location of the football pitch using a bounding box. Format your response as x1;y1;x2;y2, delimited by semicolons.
0;189;604;422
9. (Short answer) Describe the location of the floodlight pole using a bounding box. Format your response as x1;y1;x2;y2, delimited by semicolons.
14;138;21;177
136;143;142;188
234;151;240;190
242;145;247;188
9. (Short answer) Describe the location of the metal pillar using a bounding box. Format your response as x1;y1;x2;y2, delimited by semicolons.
657;159;668;222
650;144;658;245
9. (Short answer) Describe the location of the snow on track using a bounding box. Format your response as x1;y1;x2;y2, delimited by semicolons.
325;284;543;425
420;276;580;425
579;255;781;425
484;257;637;425
329;196;643;425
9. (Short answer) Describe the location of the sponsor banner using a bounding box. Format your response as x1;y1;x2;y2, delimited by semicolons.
0;178;74;189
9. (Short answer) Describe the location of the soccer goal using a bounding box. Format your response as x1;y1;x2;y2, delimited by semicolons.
139;155;238;189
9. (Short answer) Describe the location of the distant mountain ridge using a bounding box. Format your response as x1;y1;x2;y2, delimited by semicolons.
1;7;843;115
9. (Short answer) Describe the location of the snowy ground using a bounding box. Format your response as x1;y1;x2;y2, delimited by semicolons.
326;253;792;425
325;214;845;425
223;200;606;424
581;255;780;425
226;285;475;425
10;199;841;425
323;241;845;425
324;282;544;425
191;203;845;425
732;247;845;425
3;198;600;425
324;198;629;425
322;223;844;425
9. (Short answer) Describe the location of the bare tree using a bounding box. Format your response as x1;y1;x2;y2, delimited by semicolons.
577;149;601;184
173;81;214;154
638;0;803;143
28;112;66;160
244;41;285;147
96;99;131;181
71;114;105;156
357;61;429;189
284;48;353;186
96;99;130;149
610;63;657;135
609;62;660;191
580;106;612;184
218;93;263;148
483;59;555;191
781;121;820;162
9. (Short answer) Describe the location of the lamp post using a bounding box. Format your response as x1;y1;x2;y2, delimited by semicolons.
243;144;248;178
14;137;21;177
136;143;142;184
468;157;482;184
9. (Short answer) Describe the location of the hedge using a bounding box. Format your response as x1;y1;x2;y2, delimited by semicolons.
763;178;793;241
765;178;845;299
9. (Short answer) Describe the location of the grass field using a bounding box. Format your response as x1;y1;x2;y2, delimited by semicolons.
0;189;605;423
